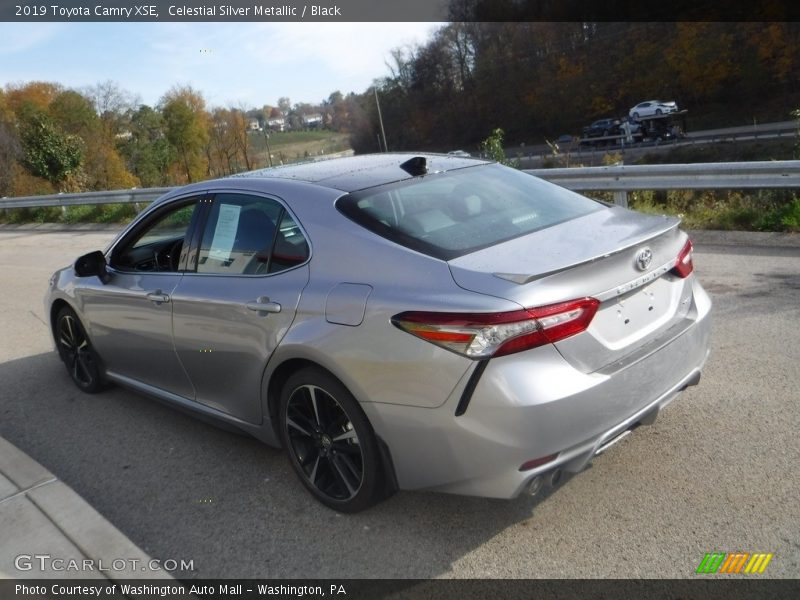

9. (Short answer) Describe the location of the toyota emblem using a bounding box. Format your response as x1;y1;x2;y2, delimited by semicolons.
635;247;653;271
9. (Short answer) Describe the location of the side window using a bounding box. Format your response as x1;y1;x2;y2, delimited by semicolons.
197;194;307;276
112;200;199;272
270;211;310;273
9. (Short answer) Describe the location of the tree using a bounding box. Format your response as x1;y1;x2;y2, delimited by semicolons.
121;105;174;187
231;106;253;171
18;107;83;190
666;23;736;103
208;107;236;176
160;86;209;183
323;90;353;131
277;97;292;114
49;89;138;191
4;81;62;113
50;90;98;136
84;80;139;139
0;120;21;196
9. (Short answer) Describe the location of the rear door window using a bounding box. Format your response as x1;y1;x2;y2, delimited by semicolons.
196;193;308;275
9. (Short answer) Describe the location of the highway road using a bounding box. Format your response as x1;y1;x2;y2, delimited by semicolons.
0;227;798;579
516;120;796;168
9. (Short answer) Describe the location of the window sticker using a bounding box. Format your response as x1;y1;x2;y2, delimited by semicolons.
208;204;241;261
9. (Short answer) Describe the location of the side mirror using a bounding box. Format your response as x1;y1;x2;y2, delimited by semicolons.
74;250;111;284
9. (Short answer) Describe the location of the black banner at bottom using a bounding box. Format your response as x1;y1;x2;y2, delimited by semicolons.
3;579;799;600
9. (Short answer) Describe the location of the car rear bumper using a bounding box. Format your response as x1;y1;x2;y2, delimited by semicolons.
363;279;711;499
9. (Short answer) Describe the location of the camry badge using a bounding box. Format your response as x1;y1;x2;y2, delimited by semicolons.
635;247;653;271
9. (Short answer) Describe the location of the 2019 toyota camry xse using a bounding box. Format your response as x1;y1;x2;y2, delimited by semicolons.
45;153;711;512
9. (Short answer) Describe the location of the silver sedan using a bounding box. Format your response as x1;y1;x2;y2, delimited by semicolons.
629;100;679;119
45;154;711;512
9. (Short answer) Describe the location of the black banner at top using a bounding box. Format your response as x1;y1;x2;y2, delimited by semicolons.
3;0;800;22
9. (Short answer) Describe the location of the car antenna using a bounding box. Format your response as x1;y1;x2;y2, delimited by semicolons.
399;156;428;176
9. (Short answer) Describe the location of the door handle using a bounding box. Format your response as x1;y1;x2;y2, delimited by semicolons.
245;296;281;314
146;291;170;304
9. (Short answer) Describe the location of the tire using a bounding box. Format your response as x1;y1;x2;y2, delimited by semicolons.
633;112;639;120
279;367;382;512
55;306;105;393
656;109;662;115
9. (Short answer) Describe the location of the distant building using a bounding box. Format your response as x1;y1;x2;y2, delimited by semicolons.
267;117;286;132
248;118;261;131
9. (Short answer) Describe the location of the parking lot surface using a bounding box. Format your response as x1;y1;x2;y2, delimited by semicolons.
0;227;798;578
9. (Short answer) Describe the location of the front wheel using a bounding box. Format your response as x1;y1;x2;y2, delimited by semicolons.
279;368;383;512
55;306;105;393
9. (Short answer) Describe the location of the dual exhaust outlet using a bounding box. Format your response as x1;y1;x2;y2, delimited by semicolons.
527;419;649;497
526;468;563;497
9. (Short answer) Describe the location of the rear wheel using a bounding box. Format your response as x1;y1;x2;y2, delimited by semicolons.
55;307;104;393
279;368;382;512
656;108;663;115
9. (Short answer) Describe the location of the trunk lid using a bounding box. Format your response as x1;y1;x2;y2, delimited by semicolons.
447;206;694;371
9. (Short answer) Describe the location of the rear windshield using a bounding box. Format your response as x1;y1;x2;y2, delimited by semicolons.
336;163;603;260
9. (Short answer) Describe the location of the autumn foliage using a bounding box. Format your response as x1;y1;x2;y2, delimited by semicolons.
349;22;800;153
1;22;798;198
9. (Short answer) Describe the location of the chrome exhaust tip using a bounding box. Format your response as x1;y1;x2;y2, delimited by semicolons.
549;468;563;487
527;475;544;496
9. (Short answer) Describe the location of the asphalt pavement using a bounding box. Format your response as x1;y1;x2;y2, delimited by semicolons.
0;225;798;579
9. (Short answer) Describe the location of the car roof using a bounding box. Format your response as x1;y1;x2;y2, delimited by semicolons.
231;152;490;193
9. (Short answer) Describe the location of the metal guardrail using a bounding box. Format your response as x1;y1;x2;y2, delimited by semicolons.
526;160;800;206
0;187;175;210
2;160;799;211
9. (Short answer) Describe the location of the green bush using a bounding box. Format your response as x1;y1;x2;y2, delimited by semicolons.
62;205;101;224
626;189;800;232
481;129;520;168
757;197;800;231
0;202;141;225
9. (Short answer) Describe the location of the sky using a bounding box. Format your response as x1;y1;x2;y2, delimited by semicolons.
0;21;441;108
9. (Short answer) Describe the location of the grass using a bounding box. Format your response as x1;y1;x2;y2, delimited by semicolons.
0;203;142;225
248;130;351;166
636;138;797;165
623;190;800;232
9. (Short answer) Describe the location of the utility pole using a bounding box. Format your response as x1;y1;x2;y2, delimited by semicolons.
374;87;388;152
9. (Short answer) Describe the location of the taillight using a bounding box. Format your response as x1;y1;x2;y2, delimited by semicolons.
392;297;599;359
671;239;694;278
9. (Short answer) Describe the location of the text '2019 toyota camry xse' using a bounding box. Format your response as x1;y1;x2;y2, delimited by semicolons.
46;154;711;512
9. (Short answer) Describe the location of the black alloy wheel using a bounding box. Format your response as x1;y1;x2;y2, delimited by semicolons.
55;307;104;393
279;368;382;512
